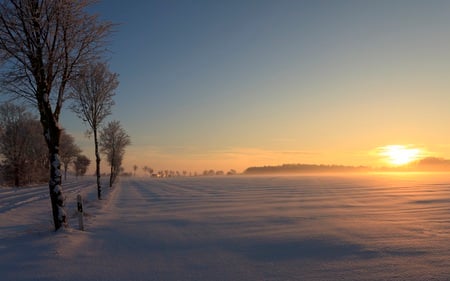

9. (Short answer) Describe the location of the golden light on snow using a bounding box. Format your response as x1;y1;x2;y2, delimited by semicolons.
378;145;423;166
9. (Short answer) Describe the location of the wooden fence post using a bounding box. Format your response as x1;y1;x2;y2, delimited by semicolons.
77;194;84;231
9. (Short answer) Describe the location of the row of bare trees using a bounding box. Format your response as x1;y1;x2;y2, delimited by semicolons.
0;0;112;229
0;101;130;188
0;103;90;186
70;61;119;200
0;0;128;230
135;166;238;177
0;103;47;186
0;101;129;187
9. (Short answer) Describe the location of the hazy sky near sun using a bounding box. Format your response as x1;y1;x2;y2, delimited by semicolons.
62;0;450;173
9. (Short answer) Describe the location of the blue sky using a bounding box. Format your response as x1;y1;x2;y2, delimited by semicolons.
62;0;450;173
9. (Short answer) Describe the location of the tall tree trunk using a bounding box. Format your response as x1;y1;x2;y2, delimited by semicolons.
109;164;114;187
64;163;68;182
46;124;67;231
38;92;67;230
94;129;102;199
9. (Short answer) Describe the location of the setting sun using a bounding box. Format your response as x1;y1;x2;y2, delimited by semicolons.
379;145;423;166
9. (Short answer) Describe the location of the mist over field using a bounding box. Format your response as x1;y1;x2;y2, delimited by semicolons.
2;174;450;280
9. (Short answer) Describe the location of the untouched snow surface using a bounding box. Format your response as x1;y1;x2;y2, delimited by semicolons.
2;174;450;280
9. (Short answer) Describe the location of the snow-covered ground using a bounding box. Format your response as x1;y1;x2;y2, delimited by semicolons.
2;174;450;280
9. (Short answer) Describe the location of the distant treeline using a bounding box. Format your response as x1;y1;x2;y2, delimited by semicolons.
244;157;450;175
244;164;369;174
395;157;450;171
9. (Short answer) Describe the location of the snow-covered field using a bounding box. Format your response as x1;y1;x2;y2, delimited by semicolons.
2;174;450;280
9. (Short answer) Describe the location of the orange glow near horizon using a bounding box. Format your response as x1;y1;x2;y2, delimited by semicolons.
379;145;423;166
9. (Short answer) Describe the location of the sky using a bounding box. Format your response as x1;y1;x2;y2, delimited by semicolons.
60;0;450;174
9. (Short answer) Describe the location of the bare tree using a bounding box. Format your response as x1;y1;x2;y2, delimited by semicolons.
227;169;237;176
0;103;46;186
99;120;130;187
0;0;112;230
60;131;81;181
74;154;90;177
0;103;31;186
0;104;81;185
69;62;118;199
133;165;138;176
143;165;153;176
22;118;48;184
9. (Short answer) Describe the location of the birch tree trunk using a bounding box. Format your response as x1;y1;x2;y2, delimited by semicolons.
110;164;114;188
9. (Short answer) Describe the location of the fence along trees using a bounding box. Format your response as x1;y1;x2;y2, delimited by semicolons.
0;0;112;230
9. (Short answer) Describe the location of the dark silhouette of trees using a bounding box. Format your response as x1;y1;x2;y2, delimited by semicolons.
99;120;130;187
0;0;113;230
133;165;138;176
74;155;90;177
203;169;215;176
143;166;153;176
22;120;48;183
60;131;81;181
244;164;368;174
0;103;33;186
227;169;237;176
0;103;46;186
69;62;118;199
0;103;82;185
